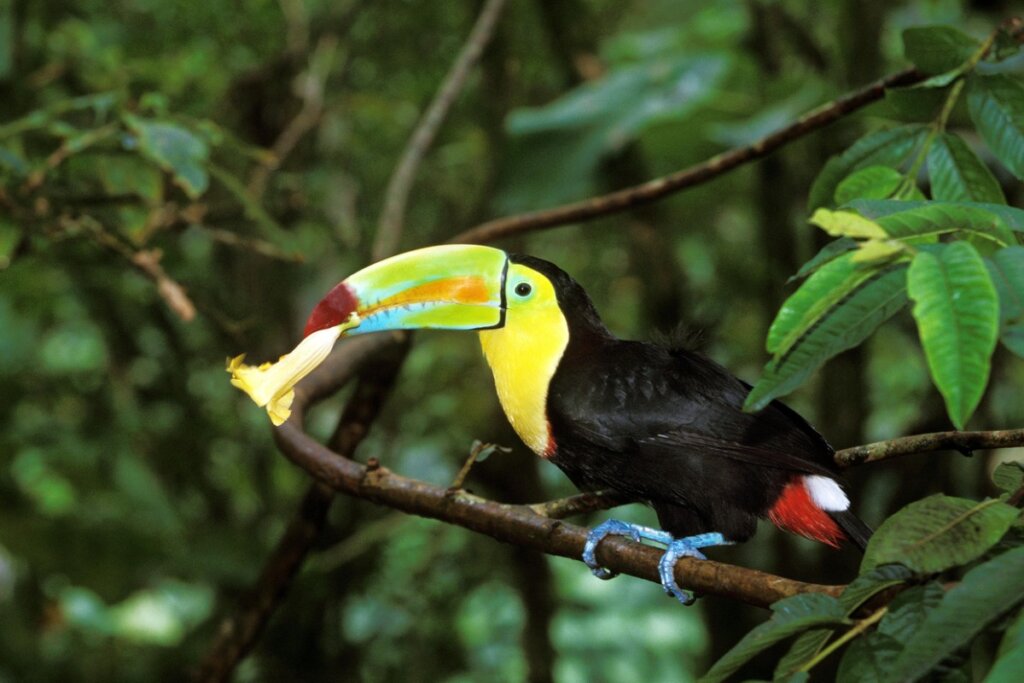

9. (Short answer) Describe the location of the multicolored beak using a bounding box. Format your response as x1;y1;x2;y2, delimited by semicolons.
303;244;509;338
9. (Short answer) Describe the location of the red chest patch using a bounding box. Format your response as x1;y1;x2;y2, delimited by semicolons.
768;478;844;548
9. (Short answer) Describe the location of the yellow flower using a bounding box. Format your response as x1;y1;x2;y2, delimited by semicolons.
227;314;360;426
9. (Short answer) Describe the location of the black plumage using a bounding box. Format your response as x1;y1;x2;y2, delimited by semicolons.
511;254;871;549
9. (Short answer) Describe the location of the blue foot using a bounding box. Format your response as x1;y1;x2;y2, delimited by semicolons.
659;532;729;605
582;520;731;605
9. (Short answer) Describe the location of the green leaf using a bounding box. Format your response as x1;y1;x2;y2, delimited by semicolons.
862;495;1020;573
902;26;981;75
928;133;1006;204
987;247;1024;323
788;238;858;283
776;565;914;679
887;546;1024;683
834;166;904;205
967;74;1024;181
993;462;1024;494
849;199;1024;234
877;204;1015;246
746;258;908;411
700;593;848;683
123;114;210;198
809;125;929;210
907;243;1000;428
810;209;888;240
987;607;1024;683
877;582;946;642
836;631;902;683
853;240;906;264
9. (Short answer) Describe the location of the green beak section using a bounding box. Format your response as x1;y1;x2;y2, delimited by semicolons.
304;245;509;337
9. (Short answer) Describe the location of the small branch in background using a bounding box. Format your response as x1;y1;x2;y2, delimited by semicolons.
201;226;305;262
449;66;925;244
371;0;510;260
529;490;630;519
247;35;339;199
449;441;510;490
74;216;197;321
835;428;1024;468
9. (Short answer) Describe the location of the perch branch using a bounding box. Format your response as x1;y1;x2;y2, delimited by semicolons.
371;0;509;260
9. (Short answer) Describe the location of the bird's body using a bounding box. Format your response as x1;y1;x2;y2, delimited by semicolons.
480;255;870;551
297;244;871;603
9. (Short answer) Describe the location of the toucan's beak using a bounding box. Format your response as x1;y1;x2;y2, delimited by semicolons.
303;244;509;337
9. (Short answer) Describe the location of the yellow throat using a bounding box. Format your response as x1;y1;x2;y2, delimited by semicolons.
478;264;569;457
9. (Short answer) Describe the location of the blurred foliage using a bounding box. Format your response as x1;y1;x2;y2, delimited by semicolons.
1;0;1023;682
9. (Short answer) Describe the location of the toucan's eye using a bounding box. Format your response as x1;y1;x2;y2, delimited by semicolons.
514;282;532;297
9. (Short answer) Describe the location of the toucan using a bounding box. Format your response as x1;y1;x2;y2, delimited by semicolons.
303;244;872;603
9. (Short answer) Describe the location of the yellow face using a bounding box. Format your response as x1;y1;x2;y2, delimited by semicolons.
479;264;570;457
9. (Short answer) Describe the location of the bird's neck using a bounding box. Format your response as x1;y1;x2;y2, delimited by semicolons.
478;305;570;457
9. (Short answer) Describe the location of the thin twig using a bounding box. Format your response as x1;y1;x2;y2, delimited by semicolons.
799;605;888;673
448;67;924;244
371;0;509;260
835;429;1024;468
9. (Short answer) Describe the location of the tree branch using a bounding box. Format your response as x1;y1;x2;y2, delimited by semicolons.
371;0;509;260
835;428;1024;467
448;66;924;244
272;400;842;609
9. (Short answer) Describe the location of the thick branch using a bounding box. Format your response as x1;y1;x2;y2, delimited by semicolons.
449;67;924;244
835;428;1024;467
273;410;842;609
371;0;509;260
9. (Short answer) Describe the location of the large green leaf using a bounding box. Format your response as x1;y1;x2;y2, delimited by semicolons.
907;242;999;428
834;166;904;205
775;565;914;679
902;26;980;75
836;632;902;683
700;593;847;683
928;133;1006;204
877;204;1015;246
497;53;730;211
887;546;1024;683
877;582;946;642
985;247;1024;358
123;113;210;198
849;199;1024;233
862;495;1020;573
746;259;908;411
809;125;929;210
789;238;858;282
993;462;1024;494
987;607;1024;682
967;74;1024;181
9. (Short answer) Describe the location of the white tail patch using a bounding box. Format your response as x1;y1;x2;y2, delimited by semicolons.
804;475;849;511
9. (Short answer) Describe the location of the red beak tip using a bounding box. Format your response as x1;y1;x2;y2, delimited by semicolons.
303;282;359;337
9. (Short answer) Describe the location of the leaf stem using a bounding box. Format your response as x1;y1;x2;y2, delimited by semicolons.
799;605;888;672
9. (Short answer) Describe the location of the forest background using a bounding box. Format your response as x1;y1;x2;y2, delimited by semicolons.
2;0;1023;681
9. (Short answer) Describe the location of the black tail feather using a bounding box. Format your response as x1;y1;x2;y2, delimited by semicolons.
831;510;873;552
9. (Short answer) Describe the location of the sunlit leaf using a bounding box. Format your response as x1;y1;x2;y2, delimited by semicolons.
810;209;888;240
788;238;857;282
967;74;1024;181
928;133;1006;204
809;125;929;210
887;546;1024;682
907;243;999;428
862;495;1019;573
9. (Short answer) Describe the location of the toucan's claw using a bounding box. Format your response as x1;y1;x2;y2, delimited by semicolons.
658;532;727;605
583;522;729;605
